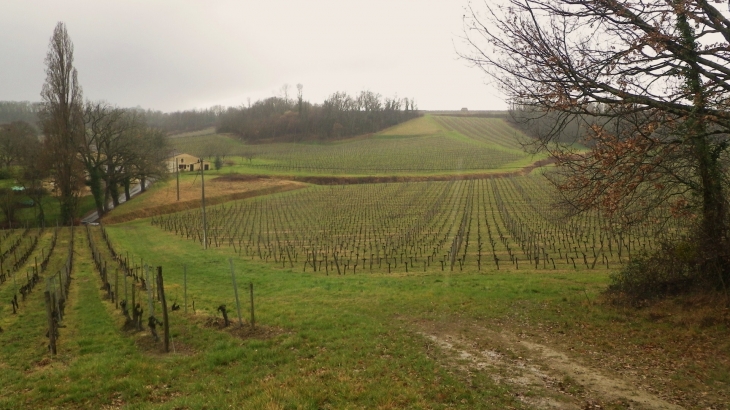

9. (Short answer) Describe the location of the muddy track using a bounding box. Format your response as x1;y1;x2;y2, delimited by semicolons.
416;320;683;410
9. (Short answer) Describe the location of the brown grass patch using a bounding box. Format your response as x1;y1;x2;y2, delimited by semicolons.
446;294;730;409
102;178;306;224
199;316;287;341
133;332;197;356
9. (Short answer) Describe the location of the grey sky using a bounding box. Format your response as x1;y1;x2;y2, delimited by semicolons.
0;1;505;112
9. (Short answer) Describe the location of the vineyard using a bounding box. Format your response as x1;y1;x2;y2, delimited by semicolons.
4;4;729;406
0;182;724;408
0;114;725;409
150;174;686;274
0;226;74;355
170;115;538;175
431;116;527;150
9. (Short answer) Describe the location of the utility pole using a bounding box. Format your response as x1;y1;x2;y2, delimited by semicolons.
200;159;207;250
175;157;180;201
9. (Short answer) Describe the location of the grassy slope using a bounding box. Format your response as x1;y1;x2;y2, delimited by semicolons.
108;222;730;408
170;116;547;178
100;220;609;408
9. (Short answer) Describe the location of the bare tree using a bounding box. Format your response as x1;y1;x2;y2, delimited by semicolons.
0;121;36;169
18;135;50;226
97;109;146;205
127;126;170;193
81;102;144;216
39;22;85;225
297;83;304;115
462;0;730;279
280;84;291;105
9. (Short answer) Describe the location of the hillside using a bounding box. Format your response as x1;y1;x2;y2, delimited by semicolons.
170;115;543;176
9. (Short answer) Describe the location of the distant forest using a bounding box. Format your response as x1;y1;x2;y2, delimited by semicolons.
0;101;42;129
0;89;420;142
0;101;220;135
217;91;420;142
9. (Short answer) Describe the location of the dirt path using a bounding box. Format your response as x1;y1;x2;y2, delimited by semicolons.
416;321;683;409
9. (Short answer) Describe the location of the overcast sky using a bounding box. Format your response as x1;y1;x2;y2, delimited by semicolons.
0;1;506;112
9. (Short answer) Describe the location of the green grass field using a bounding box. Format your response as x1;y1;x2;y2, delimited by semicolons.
1;222;726;408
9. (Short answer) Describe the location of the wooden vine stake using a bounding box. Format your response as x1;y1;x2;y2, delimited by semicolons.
249;282;255;330
229;258;243;327
145;265;153;316
44;290;56;355
156;266;170;353
183;264;187;314
114;269;119;308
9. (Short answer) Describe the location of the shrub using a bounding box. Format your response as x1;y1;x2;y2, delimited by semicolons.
606;238;729;305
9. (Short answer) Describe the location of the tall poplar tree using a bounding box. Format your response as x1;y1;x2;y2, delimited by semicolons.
39;22;85;225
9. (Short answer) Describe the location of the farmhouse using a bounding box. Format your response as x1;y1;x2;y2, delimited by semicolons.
166;153;209;172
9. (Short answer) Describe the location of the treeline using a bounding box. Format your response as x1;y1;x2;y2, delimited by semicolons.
0;103;169;225
508;104;684;149
2;89;420;142
0;102;43;129
508;105;592;146
217;91;421;142
141;107;221;134
0;102;220;135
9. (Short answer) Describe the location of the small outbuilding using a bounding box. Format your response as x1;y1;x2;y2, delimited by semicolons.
167;153;209;172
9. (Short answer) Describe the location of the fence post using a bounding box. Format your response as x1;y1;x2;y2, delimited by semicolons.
115;269;119;308
157;267;170;353
229;258;243;327
57;270;64;309
145;265;154;316
44;291;56;355
249;282;255;330
124;272;128;305
183;264;187;314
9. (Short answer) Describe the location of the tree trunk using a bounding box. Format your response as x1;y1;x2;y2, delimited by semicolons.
140;176;147;193
103;184;110;212
696;135;728;275
124;177;131;201
88;167;105;218
36;201;45;227
110;182;120;208
58;160;77;225
678;12;729;277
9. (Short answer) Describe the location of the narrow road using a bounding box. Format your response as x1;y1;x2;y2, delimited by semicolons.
81;180;152;224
